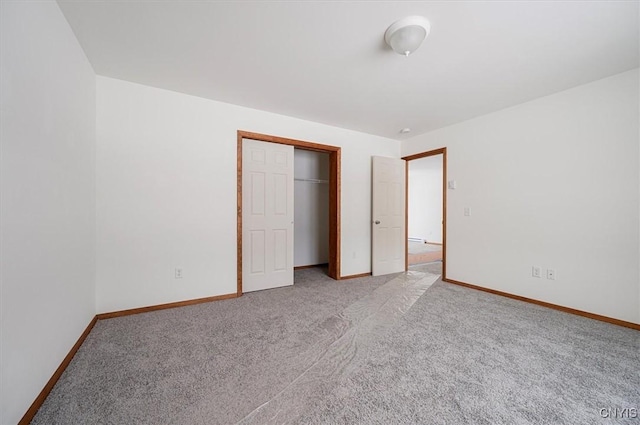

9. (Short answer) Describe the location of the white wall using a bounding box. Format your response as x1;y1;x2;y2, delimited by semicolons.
96;76;400;313
0;2;96;424
294;149;329;267
402;69;640;324
408;155;443;244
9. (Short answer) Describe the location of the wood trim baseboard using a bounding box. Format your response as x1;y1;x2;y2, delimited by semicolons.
238;131;341;153
404;163;409;271
339;272;372;280
402;147;446;162
19;316;98;425
21;290;239;422
442;148;447;280
237;132;243;297
329;148;341;280
294;263;328;270
96;293;237;320
443;278;640;331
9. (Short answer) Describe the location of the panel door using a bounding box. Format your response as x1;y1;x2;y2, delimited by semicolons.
242;139;294;292
372;156;406;276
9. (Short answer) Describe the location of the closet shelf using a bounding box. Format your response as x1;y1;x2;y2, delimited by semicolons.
294;178;329;184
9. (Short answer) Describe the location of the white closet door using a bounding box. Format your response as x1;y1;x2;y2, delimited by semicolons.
242;139;294;292
371;156;406;276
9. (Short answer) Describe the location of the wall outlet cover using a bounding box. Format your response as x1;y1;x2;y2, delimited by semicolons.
532;266;541;278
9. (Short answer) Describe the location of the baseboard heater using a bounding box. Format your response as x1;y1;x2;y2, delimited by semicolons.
408;237;426;243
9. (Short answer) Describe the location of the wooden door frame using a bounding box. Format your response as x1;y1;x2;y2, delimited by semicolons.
402;148;447;280
237;130;341;296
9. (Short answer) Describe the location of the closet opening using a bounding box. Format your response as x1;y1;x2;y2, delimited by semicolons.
294;149;330;273
237;131;341;296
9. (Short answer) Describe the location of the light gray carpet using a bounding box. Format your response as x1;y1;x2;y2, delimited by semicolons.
32;267;639;425
410;261;443;275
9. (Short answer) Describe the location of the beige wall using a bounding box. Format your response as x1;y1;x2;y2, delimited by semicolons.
1;2;97;423
403;69;640;324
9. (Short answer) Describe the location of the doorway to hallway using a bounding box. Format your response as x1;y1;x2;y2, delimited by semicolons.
402;148;447;278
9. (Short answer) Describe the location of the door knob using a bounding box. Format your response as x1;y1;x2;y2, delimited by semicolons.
374;220;380;225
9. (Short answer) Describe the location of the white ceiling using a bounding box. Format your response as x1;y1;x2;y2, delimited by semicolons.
57;0;639;140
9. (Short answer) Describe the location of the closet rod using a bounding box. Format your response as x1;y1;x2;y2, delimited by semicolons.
294;178;329;184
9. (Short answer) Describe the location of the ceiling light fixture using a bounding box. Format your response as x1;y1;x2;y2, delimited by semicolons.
400;128;412;134
384;16;431;57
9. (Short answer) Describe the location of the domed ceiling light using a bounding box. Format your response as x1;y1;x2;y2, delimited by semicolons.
384;16;431;57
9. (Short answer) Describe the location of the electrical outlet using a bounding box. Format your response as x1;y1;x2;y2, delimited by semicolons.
464;207;470;216
546;269;556;280
175;267;183;279
532;266;541;278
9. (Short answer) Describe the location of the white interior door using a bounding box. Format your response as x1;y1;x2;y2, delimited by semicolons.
242;139;294;292
372;156;406;276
